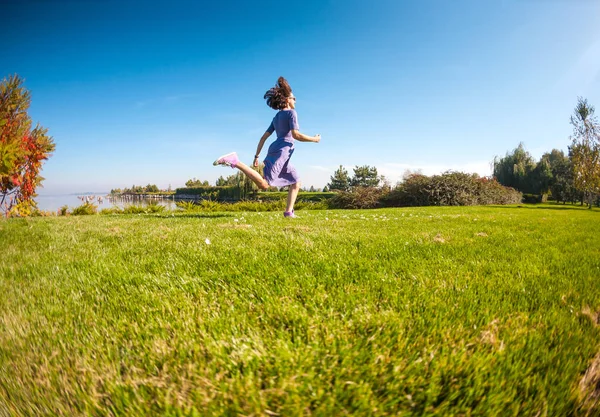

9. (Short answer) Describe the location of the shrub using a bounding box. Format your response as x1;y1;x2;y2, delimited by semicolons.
71;202;97;215
329;172;523;209
97;204;167;215
257;192;336;202
382;172;522;207
175;186;240;201
57;205;69;216
522;194;541;204
475;177;521;205
30;208;54;217
521;193;549;204
174;198;327;213
328;187;385;209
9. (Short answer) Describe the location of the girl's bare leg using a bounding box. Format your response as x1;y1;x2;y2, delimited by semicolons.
235;161;269;190
286;182;301;212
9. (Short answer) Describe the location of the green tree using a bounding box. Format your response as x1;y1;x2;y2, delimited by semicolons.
493;143;536;193
548;150;577;204
351;165;380;188
530;154;553;195
569;97;600;208
327;165;350;191
185;178;209;187
145;184;159;193
0;75;55;217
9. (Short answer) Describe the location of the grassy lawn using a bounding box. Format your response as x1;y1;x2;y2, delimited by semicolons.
1;204;599;416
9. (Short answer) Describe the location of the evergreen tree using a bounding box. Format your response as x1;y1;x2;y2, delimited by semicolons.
327;165;350;191
350;165;380;188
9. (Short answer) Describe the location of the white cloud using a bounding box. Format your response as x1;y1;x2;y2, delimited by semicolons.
308;165;334;172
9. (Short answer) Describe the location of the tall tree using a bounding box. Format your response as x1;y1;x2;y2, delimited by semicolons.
351;165;380;188
493;143;536;193
531;154;553;195
569;97;600;208
548;150;577;204
0;75;55;217
327;165;350;191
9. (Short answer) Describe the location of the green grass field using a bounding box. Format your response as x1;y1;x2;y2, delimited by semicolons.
1;205;599;416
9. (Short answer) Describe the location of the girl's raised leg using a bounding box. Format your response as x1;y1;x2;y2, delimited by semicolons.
214;152;269;190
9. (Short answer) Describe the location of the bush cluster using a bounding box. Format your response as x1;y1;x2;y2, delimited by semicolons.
329;187;386;209
330;172;522;209
100;204;166;215
256;191;336;202
60;173;521;216
174;186;240;201
176;199;328;213
71;202;98;215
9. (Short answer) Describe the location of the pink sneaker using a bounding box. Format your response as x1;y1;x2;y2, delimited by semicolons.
283;211;297;218
213;152;239;168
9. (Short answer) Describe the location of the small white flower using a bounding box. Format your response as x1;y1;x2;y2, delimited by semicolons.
205;238;211;245
234;219;239;222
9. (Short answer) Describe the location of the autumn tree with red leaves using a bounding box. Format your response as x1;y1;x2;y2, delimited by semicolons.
1;74;55;217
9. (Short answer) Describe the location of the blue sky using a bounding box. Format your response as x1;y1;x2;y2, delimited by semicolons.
3;0;600;193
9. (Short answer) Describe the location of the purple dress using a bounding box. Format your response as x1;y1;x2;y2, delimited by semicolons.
263;109;300;187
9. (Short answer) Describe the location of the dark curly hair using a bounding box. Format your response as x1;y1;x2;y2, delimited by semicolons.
264;76;293;110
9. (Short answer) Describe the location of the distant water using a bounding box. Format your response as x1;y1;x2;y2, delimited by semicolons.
35;194;178;212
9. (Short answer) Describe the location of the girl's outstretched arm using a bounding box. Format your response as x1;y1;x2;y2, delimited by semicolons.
291;130;321;143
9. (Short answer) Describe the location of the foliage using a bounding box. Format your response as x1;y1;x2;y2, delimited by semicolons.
176;198;328;213
547;150;578;204
327;165;351;191
71;202;98;215
175;186;241;201
493;142;537;193
327;172;522;209
2;206;599;415
216;174;239;187
569;97;600;208
384;172;520;207
473;176;524;205
0;74;55;217
30;208;54;217
58;205;69;216
255;191;335;202
350;165;380;188
185;178;210;187
328;186;385;209
111;184;164;195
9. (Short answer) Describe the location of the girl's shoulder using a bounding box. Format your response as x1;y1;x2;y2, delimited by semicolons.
278;109;297;117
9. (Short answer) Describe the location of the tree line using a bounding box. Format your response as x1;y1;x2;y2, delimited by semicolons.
109;184;171;195
493;97;599;207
